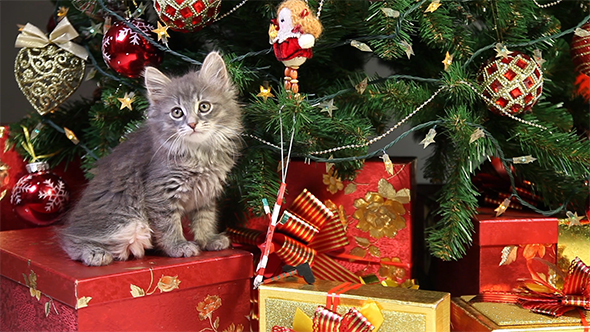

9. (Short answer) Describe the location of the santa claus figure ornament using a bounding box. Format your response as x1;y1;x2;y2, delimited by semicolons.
269;0;323;94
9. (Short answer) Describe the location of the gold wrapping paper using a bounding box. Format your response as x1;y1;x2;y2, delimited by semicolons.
451;296;589;332
259;279;450;332
558;223;590;272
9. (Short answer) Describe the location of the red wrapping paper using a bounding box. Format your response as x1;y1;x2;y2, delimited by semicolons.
282;158;416;284
0;226;254;331
435;208;558;296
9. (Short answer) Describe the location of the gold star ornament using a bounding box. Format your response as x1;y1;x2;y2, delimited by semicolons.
57;7;69;20
495;43;513;58
118;92;136;110
442;52;453;71
152;21;170;43
425;0;442;13
256;85;275;101
317;99;338;117
420;128;437;148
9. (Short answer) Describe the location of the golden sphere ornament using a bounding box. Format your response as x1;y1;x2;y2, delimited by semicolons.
477;52;543;116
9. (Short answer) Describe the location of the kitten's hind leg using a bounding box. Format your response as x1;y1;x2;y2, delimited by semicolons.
191;203;230;251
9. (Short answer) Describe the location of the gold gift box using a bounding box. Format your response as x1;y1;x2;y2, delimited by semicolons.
259;279;450;332
558;223;590;271
451;296;589;331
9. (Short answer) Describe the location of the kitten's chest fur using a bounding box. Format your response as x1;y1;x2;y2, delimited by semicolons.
152;154;231;212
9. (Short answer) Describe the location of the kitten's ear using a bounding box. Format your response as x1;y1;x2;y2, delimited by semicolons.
144;67;171;99
200;51;232;89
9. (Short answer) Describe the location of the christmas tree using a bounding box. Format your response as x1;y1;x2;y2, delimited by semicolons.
8;0;590;261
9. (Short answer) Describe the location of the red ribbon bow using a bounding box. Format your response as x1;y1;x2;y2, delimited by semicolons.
272;283;375;332
476;257;590;330
229;189;358;283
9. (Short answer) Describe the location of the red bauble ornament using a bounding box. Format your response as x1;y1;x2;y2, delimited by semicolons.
477;52;543;116
571;22;590;76
102;19;163;78
10;162;70;226
153;0;221;32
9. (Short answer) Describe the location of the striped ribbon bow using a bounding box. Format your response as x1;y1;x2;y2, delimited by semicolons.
475;257;590;331
228;189;358;283
272;283;380;332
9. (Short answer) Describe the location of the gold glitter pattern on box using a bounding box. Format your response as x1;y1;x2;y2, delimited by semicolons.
265;298;427;332
470;299;586;326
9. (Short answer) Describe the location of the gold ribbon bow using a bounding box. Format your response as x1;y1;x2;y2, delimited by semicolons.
15;17;88;60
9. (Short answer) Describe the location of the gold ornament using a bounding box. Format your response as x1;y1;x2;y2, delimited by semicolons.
14;18;87;115
420;127;436;148
425;0;442;13
442;51;453;71
152;21;170;43
256;85;275;101
317;99;338;117
118;92;136;110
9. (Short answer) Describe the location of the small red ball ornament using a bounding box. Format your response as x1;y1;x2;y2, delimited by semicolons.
571;22;590;76
153;0;221;32
477;52;543;116
10;162;70;226
102;19;163;78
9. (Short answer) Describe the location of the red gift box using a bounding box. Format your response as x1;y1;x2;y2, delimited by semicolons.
236;157;416;286
283;158;416;285
0;226;255;331
434;208;558;296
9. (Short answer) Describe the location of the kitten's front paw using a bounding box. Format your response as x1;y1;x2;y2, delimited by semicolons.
165;241;201;258
204;234;230;251
81;248;114;266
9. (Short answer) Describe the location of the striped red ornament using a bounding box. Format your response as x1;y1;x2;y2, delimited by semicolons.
571;22;590;76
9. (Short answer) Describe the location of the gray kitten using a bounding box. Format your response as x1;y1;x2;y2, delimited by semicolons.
60;52;243;266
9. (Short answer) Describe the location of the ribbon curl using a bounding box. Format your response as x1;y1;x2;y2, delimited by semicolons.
15;17;88;60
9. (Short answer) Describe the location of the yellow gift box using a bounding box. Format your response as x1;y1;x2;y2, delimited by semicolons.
451;296;590;331
558;222;590;272
259;279;450;332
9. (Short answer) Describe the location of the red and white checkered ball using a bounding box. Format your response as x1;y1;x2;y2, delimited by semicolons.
153;0;221;32
477;52;543;116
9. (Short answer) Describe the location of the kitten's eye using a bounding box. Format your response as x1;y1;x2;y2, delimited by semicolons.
170;107;184;119
198;101;212;113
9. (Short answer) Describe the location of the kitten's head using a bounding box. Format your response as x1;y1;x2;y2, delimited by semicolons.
144;52;242;155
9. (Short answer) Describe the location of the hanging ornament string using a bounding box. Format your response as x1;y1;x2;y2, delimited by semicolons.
19;126;59;162
253;106;298;289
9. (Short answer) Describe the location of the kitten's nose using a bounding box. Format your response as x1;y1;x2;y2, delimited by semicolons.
188;122;197;129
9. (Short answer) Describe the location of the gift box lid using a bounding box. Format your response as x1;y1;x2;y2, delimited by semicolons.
452;296;589;331
0;226;253;309
475;208;558;247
